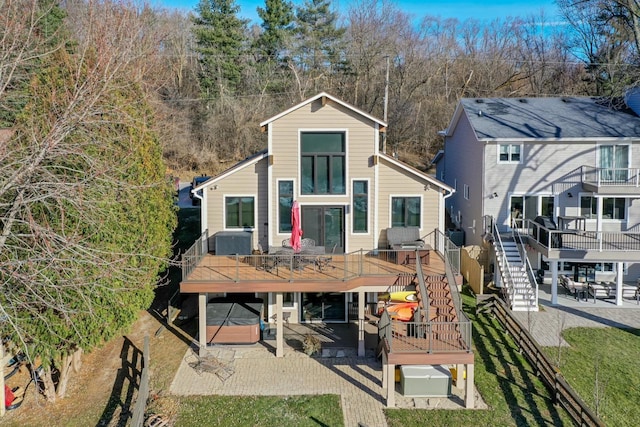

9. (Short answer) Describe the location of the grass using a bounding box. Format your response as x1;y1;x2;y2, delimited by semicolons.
543;327;640;427
173;395;343;427
385;291;574;426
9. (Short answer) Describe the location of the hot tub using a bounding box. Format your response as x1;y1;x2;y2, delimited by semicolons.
206;297;263;344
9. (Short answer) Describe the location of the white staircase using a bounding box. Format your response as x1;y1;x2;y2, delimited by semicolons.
494;236;538;312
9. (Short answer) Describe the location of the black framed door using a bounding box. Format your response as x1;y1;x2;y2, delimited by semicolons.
301;206;344;253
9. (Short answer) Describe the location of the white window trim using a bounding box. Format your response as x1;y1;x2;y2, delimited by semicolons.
579;193;628;222
276;179;295;236
463;184;469;200
223;193;257;231
497;143;523;164
351;178;370;235
298;128;349;197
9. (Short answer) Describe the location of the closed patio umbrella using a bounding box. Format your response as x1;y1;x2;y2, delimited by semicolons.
290;200;302;253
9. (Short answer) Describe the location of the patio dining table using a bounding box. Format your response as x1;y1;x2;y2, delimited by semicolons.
268;246;326;270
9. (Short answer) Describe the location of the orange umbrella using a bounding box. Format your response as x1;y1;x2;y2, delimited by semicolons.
290;200;303;252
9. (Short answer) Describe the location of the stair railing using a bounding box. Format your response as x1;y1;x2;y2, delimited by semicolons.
513;225;539;308
492;219;517;309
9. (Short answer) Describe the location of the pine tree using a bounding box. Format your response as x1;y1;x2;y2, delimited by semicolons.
255;0;295;60
293;0;347;75
192;0;248;97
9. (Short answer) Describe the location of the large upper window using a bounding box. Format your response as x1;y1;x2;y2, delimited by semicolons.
391;197;421;227
499;144;521;163
353;180;368;233
278;181;293;233
580;196;626;220
225;196;255;228
599;144;629;182
301;132;345;195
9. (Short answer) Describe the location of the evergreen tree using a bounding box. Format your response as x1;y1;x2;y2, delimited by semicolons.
293;0;347;76
255;0;295;60
192;0;248;97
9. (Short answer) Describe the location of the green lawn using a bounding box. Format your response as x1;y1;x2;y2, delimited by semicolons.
544;327;640;427
174;395;344;427
385;292;574;426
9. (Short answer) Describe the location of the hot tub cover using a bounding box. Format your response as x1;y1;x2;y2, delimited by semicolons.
206;297;263;326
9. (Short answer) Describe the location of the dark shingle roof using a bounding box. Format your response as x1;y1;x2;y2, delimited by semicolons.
460;97;640;139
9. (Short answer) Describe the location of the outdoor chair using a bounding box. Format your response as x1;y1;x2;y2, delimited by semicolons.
588;282;611;303
255;244;278;274
316;243;338;271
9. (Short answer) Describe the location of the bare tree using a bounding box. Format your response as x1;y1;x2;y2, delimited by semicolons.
1;0;175;400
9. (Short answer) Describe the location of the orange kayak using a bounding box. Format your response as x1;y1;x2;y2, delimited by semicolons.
385;302;418;321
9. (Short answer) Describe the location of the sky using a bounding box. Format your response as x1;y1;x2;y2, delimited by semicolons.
156;0;561;24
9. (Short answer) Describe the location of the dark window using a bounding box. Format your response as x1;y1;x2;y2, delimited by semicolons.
581;196;626;220
225;197;255;228
278;181;293;233
391;197;420;227
353;181;368;233
603;197;626;220
301;132;345;195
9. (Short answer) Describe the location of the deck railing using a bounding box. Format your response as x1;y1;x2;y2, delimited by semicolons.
425;229;460;273
182;245;438;282
526;220;640;252
378;310;472;353
182;230;208;279
582;166;640;187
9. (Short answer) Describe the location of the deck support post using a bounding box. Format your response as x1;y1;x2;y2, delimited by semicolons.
198;292;207;351
616;262;624;306
358;291;365;357
465;363;475;409
455;363;464;386
276;292;284;358
551;261;558;305
382;352;395;407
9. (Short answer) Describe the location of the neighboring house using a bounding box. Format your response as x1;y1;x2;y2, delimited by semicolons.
439;96;640;309
182;93;475;407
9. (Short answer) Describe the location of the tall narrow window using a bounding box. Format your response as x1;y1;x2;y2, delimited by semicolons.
225;197;255;228
278;181;293;232
301;132;345;195
353;181;368;233
391;197;421;227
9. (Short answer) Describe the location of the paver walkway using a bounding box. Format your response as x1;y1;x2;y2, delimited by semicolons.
511;300;640;346
170;344;477;427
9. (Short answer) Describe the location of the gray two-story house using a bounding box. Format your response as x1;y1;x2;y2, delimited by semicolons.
437;96;640;309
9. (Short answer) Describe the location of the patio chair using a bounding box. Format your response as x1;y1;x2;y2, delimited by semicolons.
255;244;278;274
316;243;338;271
588;282;610;303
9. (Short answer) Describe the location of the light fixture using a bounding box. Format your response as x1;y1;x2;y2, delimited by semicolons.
212;184;218;190
490;192;498;199
567;192;573;198
424;184;431;191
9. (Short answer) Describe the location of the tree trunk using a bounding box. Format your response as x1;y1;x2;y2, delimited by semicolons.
56;348;84;398
41;367;57;402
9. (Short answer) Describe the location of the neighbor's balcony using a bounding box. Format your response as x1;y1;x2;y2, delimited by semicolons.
581;166;640;195
525;219;640;262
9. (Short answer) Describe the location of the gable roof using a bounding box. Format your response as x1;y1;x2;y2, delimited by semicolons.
259;92;387;131
443;97;640;140
192;150;268;192
378;152;454;193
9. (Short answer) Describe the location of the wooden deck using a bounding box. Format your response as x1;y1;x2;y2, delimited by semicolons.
180;250;446;293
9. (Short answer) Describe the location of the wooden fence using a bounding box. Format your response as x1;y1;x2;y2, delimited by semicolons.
130;336;150;427
479;297;605;427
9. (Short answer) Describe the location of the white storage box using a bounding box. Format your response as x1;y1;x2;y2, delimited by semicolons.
400;365;452;397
